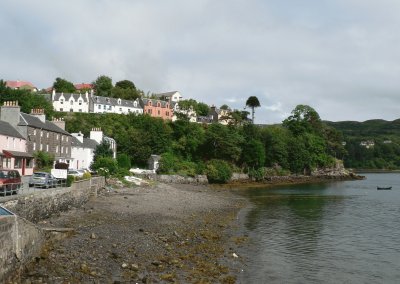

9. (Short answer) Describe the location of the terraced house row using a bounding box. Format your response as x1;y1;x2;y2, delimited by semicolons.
0;101;116;176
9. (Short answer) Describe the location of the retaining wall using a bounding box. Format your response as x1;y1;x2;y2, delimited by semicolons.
0;176;105;282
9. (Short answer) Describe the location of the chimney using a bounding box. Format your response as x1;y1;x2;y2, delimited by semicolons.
72;131;84;143
0;101;21;127
30;108;46;123
90;127;103;144
52;89;56;101
52;117;65;130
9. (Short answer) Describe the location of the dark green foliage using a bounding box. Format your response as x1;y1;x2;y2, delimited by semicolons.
245;96;261;123
66;175;75;187
93;75;113;97
158;152;197;176
115;80;136;90
205;159;233;183
0;82;54;118
52;77;76;93
117;153;131;169
241;139;265;170
33;151;55;170
283;105;322;136
91;157;118;175
326;120;400;169
93;140;113;161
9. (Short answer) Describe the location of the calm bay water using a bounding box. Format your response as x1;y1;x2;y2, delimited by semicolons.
236;173;400;284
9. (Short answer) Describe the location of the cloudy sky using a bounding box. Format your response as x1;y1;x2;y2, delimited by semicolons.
1;0;400;124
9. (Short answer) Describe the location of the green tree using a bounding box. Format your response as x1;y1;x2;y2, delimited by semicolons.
92;140;113;163
93;75;113;97
52;77;76;93
115;80;136;90
283;105;323;136
196;102;210;116
206;159;232;183
33;151;55;170
245;96;261;123
117;153;132;169
241;139;266;170
220;104;230;110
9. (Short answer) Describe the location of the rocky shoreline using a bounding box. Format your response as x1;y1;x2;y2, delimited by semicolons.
20;183;249;283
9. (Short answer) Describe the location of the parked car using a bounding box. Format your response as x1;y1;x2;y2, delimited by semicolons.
68;169;84;178
0;169;22;195
29;172;58;188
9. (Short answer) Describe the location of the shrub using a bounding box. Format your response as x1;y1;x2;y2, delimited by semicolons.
117;153;132;169
82;172;92;179
66;175;75;187
248;168;265;181
206;159;232;184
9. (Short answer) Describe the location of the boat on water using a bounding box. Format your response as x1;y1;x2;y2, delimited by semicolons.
377;186;392;190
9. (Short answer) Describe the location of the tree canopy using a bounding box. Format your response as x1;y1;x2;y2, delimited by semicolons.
93;75;113;97
52;77;76;93
245;96;261;123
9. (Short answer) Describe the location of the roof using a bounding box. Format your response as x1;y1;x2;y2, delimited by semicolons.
54;92;89;102
3;150;33;158
0;121;25;139
74;83;93;90
19;113;71;135
71;136;84;147
6;80;36;89
91;96;141;108
82;138;98;149
141;98;171;108
154;91;179;98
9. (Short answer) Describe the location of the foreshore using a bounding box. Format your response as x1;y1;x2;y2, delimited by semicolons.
20;183;249;283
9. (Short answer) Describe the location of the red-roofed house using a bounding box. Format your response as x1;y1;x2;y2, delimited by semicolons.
74;83;93;90
5;80;38;92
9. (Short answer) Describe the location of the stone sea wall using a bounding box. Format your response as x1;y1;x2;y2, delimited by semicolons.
0;176;105;282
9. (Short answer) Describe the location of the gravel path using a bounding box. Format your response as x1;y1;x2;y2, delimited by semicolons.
21;182;248;283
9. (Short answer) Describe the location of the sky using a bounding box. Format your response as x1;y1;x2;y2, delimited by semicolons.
1;0;400;124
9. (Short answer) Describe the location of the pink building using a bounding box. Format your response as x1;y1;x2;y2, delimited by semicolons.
142;98;173;120
0;120;33;176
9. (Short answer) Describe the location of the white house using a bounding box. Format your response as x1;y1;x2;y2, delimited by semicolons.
171;102;197;122
52;90;90;113
154;91;183;103
90;96;143;115
90;128;117;159
70;132;98;170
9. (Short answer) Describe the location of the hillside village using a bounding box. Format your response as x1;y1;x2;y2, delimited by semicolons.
0;79;239;176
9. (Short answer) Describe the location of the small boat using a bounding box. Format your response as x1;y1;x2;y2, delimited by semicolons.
377;186;392;190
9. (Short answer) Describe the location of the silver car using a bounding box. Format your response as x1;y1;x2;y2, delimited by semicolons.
29;172;58;188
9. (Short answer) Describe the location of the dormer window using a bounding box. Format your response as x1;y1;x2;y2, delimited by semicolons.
60;99;64;104
157;102;161;107
78;100;82;105
133;101;137;107
148;101;152;106
70;100;73;105
118;99;121;105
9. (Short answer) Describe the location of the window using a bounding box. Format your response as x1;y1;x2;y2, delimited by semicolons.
40;131;43;137
119;107;122;112
62;136;64;141
98;105;101;110
40;144;43;150
79;109;82;112
70;108;73;112
60;108;63;111
56;134;59;140
33;129;36;135
70;100;73;105
26;158;33;168
66;137;68;142
14;158;22;169
158;110;160;115
60;99;64;104
46;144;49;151
66;147;68;154
47;132;49;138
61;146;64;153
2;158;11;168
103;105;106;110
78;100;82;105
56;145;59;153
33;143;36;151
108;105;112;110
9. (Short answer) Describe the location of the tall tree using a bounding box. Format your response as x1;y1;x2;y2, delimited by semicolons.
52;77;76;93
115;80;136;90
245;96;261;123
93;75;113;97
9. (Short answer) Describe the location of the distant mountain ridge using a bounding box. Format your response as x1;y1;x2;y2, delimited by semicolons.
325;119;400;137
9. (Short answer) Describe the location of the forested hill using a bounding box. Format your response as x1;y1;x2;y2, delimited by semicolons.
325;119;400;169
325;119;400;137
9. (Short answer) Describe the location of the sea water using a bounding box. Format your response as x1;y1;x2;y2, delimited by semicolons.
236;173;400;284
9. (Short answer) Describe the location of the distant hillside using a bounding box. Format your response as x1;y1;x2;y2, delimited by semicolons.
325;119;400;169
325;119;400;138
